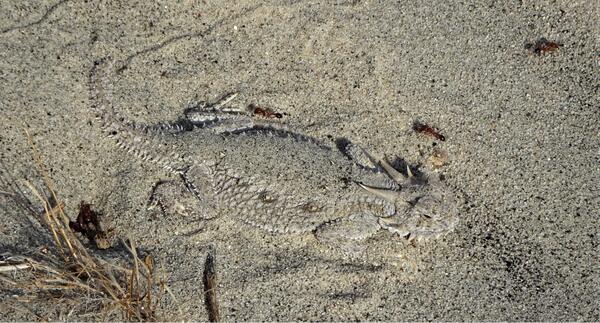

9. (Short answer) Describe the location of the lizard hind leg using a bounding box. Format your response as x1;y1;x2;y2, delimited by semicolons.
184;93;257;134
144;93;251;135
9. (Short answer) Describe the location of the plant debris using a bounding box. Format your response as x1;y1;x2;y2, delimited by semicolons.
0;128;178;321
69;201;110;249
203;250;220;322
413;121;446;141
249;103;283;119
525;37;562;55
427;149;448;169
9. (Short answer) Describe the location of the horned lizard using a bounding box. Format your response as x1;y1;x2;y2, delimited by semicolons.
88;58;460;252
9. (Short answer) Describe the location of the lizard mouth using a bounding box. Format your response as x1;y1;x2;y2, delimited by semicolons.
376;189;461;242
378;215;456;242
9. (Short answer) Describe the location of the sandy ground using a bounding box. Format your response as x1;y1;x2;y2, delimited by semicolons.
1;0;598;320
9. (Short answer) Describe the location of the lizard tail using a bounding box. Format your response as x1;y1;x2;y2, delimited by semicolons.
88;58;187;174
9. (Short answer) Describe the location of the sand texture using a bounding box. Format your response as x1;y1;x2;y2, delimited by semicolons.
0;0;598;320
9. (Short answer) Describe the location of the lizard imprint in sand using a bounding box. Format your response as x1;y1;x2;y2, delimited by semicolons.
89;58;460;252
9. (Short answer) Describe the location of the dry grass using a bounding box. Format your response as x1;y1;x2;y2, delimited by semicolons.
0;128;178;320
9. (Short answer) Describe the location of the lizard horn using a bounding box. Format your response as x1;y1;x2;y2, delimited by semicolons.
357;183;408;206
378;157;406;183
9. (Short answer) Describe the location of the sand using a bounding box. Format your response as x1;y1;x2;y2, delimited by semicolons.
0;0;598;320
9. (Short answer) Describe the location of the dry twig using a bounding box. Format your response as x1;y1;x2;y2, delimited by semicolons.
203;251;220;322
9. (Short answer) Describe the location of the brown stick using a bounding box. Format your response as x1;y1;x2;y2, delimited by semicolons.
203;251;220;322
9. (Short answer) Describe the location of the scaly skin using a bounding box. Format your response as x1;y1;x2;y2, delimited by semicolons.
89;58;460;251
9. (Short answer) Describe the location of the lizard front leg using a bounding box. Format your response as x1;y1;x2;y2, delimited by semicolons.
314;212;381;256
148;171;218;221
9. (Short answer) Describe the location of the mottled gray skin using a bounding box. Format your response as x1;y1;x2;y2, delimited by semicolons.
89;58;460;252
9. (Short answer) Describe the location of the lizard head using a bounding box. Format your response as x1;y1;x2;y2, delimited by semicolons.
359;160;461;242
